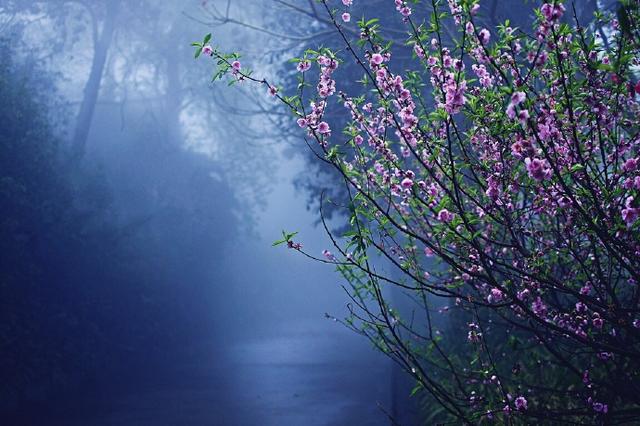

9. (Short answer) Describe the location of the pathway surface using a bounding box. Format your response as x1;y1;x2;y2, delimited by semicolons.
9;320;392;425
5;151;401;425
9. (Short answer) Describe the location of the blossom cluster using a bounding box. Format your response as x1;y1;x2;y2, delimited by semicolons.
197;0;640;422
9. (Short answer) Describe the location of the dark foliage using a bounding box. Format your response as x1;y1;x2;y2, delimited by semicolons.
0;40;238;412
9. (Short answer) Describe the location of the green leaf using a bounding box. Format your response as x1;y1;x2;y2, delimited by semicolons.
365;18;379;27
570;164;585;173
273;230;298;246
410;383;422;397
284;231;298;240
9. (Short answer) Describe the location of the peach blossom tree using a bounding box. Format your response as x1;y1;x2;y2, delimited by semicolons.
195;0;640;423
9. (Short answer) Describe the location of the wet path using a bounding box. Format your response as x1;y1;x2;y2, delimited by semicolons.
13;320;391;425
5;153;395;425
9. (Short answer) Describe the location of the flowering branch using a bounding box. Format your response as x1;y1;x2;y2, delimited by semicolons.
195;0;640;422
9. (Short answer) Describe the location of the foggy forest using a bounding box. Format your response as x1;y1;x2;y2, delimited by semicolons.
1;0;639;425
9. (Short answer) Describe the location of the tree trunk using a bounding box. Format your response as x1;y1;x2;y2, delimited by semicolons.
70;0;119;164
164;22;184;148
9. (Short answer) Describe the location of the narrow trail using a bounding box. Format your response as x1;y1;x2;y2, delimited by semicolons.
11;320;391;425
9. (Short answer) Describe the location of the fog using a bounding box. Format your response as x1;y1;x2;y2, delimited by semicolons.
3;0;607;424
0;1;402;424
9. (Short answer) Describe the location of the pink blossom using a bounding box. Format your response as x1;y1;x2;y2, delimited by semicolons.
437;208;454;222
322;249;336;261
592;402;608;413
317;121;331;134
622;196;639;226
370;53;384;66
444;81;466;114
478;28;490;45
201;45;214;56
532;297;547;317
598;352;612;361
511;91;526;106
538;123;553;141
536;51;548;66
317;55;331;66
465;22;474;34
623;158;638;172
514;396;528;411
342;0;352;5
517;109;530;125
287;241;302;250
296;61;311;72
401;177;414;188
341;12;351;22
541;3;565;23
485;175;500;201
506;91;527;122
517;289;530;300
622;207;639;225
467;323;482;342
472;64;493;88
524;157;552;181
488;288;503;303
394;0;411;16
592;317;604;329
413;44;425;58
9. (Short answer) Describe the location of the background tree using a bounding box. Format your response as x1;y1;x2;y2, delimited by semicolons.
0;1;261;414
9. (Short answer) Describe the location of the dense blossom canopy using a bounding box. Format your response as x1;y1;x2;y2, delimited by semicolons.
197;0;640;423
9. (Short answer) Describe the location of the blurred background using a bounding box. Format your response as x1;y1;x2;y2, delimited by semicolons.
0;0;601;424
0;1;399;424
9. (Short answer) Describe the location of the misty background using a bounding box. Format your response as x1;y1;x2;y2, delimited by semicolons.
0;1;402;424
0;0;604;424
